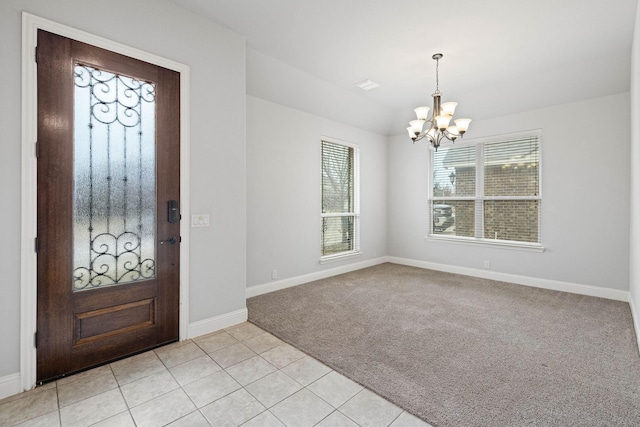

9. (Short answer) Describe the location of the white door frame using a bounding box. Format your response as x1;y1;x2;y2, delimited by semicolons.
20;12;191;390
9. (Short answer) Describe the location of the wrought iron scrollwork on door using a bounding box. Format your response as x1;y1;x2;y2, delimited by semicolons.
72;65;157;290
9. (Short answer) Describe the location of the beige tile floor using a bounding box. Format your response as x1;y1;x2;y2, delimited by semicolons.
0;323;432;427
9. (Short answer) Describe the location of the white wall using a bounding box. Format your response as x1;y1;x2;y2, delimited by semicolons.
246;96;388;288
247;48;395;136
1;0;246;380
389;93;631;291
2;0;636;390
630;1;640;342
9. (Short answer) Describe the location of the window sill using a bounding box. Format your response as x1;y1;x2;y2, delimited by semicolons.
320;250;362;264
426;234;545;252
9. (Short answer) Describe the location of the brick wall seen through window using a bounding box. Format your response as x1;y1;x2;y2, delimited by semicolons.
431;132;541;245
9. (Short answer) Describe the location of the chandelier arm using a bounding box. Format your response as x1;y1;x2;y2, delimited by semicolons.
415;120;436;139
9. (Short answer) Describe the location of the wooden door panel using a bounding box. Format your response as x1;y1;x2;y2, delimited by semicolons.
37;30;180;382
74;298;156;345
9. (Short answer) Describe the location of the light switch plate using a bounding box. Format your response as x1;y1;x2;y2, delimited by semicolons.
191;214;210;227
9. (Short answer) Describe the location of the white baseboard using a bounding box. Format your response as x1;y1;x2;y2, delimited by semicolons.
630;295;640;355
0;373;22;400
246;256;390;298
1;310;248;400
388;257;630;302
244;255;639;355
187;308;248;339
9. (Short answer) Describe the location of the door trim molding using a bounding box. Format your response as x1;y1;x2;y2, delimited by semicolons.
21;12;191;391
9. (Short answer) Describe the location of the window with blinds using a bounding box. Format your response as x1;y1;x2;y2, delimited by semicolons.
430;131;541;246
321;139;360;259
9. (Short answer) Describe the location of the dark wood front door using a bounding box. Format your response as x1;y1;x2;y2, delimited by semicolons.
36;30;180;382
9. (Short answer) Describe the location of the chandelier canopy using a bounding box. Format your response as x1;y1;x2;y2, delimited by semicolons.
408;53;471;150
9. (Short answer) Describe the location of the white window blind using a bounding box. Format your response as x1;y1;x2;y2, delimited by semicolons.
321;139;360;258
430;131;541;246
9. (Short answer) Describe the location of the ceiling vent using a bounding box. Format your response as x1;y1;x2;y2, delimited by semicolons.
354;79;379;91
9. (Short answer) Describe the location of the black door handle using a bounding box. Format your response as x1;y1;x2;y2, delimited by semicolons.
159;237;177;245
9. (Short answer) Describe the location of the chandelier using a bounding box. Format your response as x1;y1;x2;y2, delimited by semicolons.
407;53;471;150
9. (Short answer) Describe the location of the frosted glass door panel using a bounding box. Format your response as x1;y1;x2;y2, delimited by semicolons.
73;64;156;291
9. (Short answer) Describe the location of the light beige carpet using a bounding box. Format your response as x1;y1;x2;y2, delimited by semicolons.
248;263;640;427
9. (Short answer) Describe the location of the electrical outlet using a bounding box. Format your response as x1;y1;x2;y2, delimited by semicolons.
483;260;491;269
271;269;277;280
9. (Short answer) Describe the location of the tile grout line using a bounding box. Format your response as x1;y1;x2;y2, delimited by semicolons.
163;340;214;426
55;382;62;427
225;326;367;427
4;324;427;427
113;373;135;427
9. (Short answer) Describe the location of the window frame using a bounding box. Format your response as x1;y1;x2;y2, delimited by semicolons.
320;137;361;263
427;130;544;252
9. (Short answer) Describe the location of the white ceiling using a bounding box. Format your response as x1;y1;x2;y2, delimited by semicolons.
170;0;638;134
